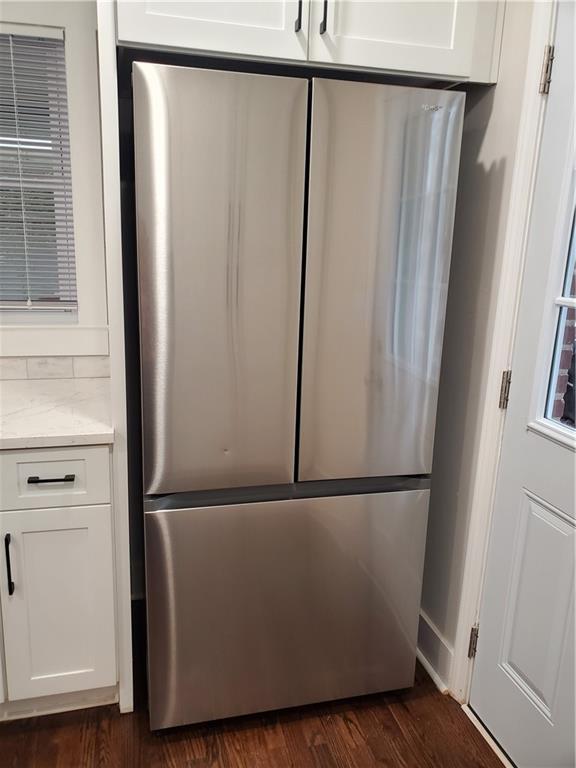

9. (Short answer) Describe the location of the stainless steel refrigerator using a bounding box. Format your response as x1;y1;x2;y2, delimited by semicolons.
132;61;464;730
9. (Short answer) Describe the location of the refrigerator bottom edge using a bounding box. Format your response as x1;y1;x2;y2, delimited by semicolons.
144;489;429;730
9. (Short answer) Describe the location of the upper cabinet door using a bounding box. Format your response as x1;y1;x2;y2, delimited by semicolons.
133;65;307;495
308;0;491;79
117;1;310;61
299;79;464;482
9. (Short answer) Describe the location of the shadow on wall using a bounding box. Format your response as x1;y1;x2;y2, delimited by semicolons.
423;84;506;637
118;73;146;602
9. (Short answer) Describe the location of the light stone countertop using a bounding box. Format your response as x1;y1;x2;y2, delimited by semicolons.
0;378;114;450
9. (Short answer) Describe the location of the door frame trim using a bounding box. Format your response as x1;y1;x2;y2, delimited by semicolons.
448;0;559;704
95;0;134;713
462;706;515;768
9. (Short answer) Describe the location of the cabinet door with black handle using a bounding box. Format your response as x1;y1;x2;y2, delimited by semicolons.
0;505;116;700
307;1;493;81
117;1;311;64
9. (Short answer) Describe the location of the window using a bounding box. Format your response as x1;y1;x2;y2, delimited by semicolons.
546;206;576;429
0;32;77;312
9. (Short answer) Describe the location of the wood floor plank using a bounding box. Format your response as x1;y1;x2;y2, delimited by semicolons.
0;664;503;768
386;689;497;768
310;743;341;768
355;701;423;768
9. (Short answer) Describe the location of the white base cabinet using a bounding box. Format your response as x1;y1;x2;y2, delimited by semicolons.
117;0;504;83
0;505;117;701
0;445;117;710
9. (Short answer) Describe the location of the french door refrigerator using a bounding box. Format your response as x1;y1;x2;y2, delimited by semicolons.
132;62;464;730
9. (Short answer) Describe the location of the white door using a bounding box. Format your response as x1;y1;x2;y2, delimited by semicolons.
0;505;117;700
116;1;310;61
307;0;478;77
470;4;575;767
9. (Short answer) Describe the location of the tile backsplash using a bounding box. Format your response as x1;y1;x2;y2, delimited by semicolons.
0;356;110;380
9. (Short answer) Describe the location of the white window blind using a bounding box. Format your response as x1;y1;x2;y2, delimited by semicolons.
0;32;77;311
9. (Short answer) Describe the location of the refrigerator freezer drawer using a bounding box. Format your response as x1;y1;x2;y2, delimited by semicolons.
145;489;429;729
299;79;464;481
133;64;307;495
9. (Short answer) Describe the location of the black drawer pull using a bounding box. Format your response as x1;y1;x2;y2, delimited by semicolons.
5;534;14;596
27;473;76;485
320;0;328;34
294;0;302;31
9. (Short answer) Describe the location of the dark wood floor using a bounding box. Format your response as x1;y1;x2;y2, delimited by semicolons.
0;663;502;768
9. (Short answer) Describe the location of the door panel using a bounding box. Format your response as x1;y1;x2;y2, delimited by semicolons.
0;506;116;700
145;490;429;729
299;79;464;481
133;64;307;494
499;492;574;718
117;1;310;62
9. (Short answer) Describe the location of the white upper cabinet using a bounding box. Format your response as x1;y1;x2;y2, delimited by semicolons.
116;0;503;82
117;1;310;61
308;1;500;80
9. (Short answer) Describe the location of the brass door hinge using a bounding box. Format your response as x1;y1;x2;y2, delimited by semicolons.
539;44;555;94
468;624;479;659
499;370;512;409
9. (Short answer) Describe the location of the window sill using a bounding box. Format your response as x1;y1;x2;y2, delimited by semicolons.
0;325;109;357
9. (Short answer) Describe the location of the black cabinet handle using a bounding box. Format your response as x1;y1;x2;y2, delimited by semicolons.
294;0;302;32
27;474;75;485
320;0;328;34
4;534;14;596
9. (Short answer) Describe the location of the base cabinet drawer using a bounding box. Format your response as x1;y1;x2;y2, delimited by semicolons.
0;505;117;701
0;446;110;511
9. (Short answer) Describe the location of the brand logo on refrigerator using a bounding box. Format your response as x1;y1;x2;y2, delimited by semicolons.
422;104;443;112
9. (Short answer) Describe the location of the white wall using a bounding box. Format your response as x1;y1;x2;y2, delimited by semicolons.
419;1;535;685
0;357;110;380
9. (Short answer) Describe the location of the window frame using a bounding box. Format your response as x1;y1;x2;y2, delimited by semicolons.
544;207;575;428
0;4;108;356
1;29;78;314
527;163;576;452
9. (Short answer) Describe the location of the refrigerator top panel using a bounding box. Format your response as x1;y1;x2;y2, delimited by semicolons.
299;79;465;482
133;63;307;495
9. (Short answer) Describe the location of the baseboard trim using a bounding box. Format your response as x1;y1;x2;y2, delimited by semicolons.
417;610;454;693
462;705;515;768
0;686;118;722
416;648;448;693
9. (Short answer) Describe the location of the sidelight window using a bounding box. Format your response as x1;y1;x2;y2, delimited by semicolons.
546;206;575;428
